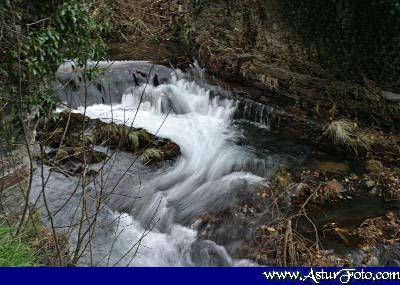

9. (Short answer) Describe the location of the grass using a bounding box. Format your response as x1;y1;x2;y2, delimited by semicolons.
325;119;354;146
0;225;38;266
324;119;372;154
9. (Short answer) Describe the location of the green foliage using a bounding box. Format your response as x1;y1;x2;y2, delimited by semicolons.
0;226;38;266
282;0;400;86
0;0;108;114
1;0;107;80
0;0;108;142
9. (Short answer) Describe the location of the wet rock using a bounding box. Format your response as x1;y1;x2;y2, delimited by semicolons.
382;91;400;102
190;240;233;266
379;245;400;266
195;209;254;259
56;61;174;107
63;161;82;174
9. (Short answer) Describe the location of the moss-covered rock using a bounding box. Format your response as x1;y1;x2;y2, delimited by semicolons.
37;111;181;168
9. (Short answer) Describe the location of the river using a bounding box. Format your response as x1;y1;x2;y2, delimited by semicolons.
31;61;311;266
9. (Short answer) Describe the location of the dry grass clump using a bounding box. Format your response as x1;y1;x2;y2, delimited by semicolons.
324;119;373;155
325;119;354;145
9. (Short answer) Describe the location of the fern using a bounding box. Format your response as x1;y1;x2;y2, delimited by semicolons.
128;132;140;152
141;148;164;163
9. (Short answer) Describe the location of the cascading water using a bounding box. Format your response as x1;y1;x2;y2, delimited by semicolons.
31;62;304;266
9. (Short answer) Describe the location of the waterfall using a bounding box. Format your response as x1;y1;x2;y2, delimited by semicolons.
236;100;274;130
31;62;278;266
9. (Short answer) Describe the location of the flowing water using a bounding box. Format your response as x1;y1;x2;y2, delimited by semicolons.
31;62;310;266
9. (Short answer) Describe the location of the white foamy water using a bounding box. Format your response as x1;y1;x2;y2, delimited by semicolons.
33;67;270;266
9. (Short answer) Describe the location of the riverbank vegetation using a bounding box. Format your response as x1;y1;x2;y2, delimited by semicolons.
0;225;37;266
1;0;107;142
1;0;108;266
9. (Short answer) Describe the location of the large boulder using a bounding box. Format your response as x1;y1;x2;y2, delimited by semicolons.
56;61;173;107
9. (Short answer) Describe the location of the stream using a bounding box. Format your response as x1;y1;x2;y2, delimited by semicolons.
31;61;321;266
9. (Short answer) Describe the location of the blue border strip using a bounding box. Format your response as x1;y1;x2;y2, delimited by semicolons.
1;267;400;285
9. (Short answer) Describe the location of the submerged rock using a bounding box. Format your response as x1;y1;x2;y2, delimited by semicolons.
190;240;233;267
380;245;400;266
